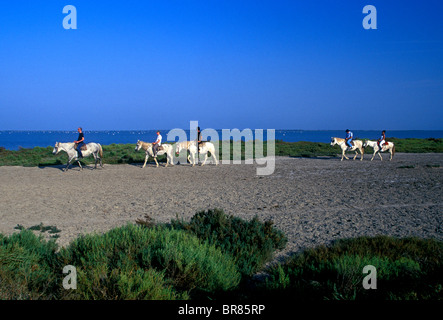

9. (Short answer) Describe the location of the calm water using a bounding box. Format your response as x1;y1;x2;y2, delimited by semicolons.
0;130;442;151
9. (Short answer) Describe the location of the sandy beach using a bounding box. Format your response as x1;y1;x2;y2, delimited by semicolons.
0;153;442;260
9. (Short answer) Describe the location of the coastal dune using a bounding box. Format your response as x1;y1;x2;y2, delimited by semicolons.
0;153;442;259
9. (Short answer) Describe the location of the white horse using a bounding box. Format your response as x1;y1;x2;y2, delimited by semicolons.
52;142;104;171
175;141;198;166
198;141;219;166
135;140;174;168
363;140;395;161
330;137;364;161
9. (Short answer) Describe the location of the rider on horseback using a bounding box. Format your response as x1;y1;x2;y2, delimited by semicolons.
74;127;85;158
377;130;386;151
345;129;353;150
152;130;162;157
197;127;202;146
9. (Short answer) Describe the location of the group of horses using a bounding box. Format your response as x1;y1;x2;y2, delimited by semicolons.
330;137;395;162
134;140;218;168
52;140;218;171
52;137;394;172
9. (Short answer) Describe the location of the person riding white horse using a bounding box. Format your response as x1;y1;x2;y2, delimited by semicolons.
52;141;104;171
135;140;174;168
363;138;395;161
330;135;364;161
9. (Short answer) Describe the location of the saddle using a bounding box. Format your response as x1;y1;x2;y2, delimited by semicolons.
74;143;87;151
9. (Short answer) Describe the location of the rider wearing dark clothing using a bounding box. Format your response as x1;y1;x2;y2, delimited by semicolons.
75;127;85;158
197;127;202;146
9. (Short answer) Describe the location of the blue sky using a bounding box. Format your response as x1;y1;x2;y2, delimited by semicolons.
0;0;442;130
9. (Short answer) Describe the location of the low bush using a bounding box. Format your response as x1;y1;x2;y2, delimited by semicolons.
170;209;287;277
261;236;443;300
58;224;240;299
0;230;59;299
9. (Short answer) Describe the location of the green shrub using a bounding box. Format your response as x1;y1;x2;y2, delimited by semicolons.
58;224;240;299
0;231;60;299
262;236;443;300
171;209;287;277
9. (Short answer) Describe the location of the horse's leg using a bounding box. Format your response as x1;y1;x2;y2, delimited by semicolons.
379;152;383;161
142;154;148;168
389;149;393;161
189;152;194;166
169;152;174;166
77;160;83;171
97;152;103;168
342;148;349;160
212;151;219;165
154;157;159;167
201;154;208;166
64;159;72;172
93;153;98;169
353;150;358;160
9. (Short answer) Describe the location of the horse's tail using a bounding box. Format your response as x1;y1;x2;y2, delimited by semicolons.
99;144;104;158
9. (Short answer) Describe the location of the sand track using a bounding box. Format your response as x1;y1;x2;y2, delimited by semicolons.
0;153;442;259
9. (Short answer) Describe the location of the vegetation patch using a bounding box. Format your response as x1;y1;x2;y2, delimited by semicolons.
169;209;288;277
259;236;443;300
1;138;441;167
1;213;441;300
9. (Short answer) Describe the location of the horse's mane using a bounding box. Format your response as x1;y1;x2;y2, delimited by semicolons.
59;142;76;149
137;140;153;150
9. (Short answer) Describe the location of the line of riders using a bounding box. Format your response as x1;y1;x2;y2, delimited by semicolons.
52;127;395;171
73;126;206;158
53;126;218;171
345;129;387;152
330;129;395;162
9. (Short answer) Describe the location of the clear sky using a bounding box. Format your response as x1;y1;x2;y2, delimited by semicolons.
0;0;442;130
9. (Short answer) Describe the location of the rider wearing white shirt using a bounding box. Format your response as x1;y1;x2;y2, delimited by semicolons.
377;130;386;151
153;131;162;156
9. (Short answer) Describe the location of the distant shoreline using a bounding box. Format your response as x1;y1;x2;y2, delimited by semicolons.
1;129;442;151
1;138;442;167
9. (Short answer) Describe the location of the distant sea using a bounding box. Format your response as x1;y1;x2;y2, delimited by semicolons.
1;130;442;151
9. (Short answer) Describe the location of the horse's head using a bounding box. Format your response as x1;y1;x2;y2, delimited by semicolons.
363;140;369;148
175;144;180;154
52;142;61;155
135;140;142;152
330;137;336;146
